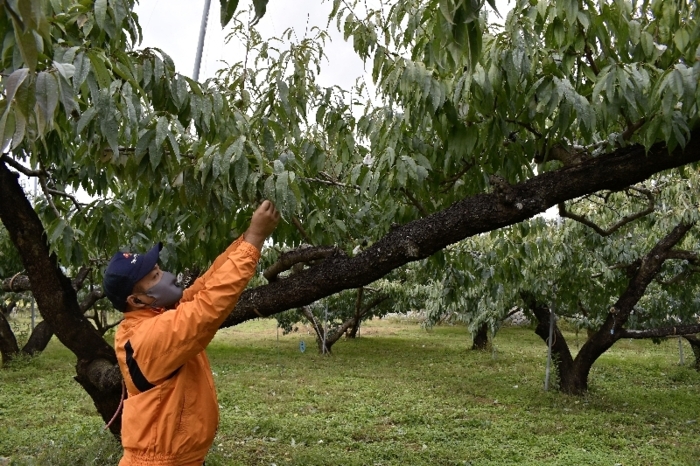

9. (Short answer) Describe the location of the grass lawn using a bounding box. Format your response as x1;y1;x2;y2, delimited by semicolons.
1;318;699;465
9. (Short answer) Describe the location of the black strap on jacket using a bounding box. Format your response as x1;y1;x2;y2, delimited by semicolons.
124;340;180;393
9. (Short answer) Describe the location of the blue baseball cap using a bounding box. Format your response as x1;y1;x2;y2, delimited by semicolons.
103;243;162;312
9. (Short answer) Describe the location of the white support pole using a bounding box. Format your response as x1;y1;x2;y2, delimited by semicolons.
30;298;35;331
544;309;555;391
323;303;328;355
193;0;212;81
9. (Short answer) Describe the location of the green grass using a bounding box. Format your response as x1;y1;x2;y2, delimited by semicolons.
1;319;700;465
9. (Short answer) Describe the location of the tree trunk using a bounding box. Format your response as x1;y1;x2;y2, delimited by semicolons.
300;306;358;354
21;320;53;355
347;288;364;339
471;323;489;350
684;335;700;370
524;221;694;394
525;298;581;392
0;311;20;364
0;163;123;436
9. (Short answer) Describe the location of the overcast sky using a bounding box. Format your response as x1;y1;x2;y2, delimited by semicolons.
133;0;513;90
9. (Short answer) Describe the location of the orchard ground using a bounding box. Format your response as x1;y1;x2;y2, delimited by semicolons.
1;316;700;465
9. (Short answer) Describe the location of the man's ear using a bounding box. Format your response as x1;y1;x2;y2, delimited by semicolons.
126;294;147;309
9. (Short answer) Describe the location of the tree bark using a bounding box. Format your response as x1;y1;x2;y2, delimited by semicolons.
0;311;20;364
222;129;700;328
522;295;580;392
20;320;53;356
471;323;489;350
567;222;694;393
0;163;122;436
525;222;694;394
683;335;700;371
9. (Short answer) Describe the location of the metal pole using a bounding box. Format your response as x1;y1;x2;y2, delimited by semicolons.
544;309;555;391
679;336;685;366
322;303;328;355
193;0;212;81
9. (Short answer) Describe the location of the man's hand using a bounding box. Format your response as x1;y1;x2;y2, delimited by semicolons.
243;200;280;250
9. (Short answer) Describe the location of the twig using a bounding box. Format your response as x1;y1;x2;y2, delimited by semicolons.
558;187;655;237
584;42;599;76
0;154;45;177
38;175;61;218
505;119;542;138
440;160;475;193
292;216;314;244
621;118;646;142
48;188;83;213
263;246;338;282
300;177;360;190
401;188;429;216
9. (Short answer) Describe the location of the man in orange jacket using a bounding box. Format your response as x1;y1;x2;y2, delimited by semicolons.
104;201;280;466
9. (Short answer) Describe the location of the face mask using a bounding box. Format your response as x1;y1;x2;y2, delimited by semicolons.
145;271;183;309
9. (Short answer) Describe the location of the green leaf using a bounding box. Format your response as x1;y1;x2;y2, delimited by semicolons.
220;0;240;28
155;115;168;148
76;107;96;133
0;110;15;150
13;27;38;72
134;128;154;162
3;68;29;110
35;71;59;123
263;174;276;202
334;219;347;233
49;218;67;244
396;157;407;187
87;51;112;88
275;171;290;215
73;53;90;90
641;32;654;58
11;108;26;149
94;0;108;30
234;152;249;196
167;132;180;161
674;29;690;53
250;0;268;26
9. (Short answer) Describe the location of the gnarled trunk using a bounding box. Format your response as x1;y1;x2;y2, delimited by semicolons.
471;323;489;351
0;311;20;364
0;163;123;436
683;335;700;370
524;221;695;394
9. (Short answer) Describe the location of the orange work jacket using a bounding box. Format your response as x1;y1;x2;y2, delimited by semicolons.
114;236;260;466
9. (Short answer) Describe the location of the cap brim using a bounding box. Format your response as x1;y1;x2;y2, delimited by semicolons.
133;242;162;283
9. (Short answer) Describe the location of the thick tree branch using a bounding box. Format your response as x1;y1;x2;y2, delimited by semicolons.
619;324;700;339
223;128;700;328
79;289;105;313
3;267;96;293
1;273;31;292
558;187;655;237
263;246;338;282
0;161;117;362
0;154;45;177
